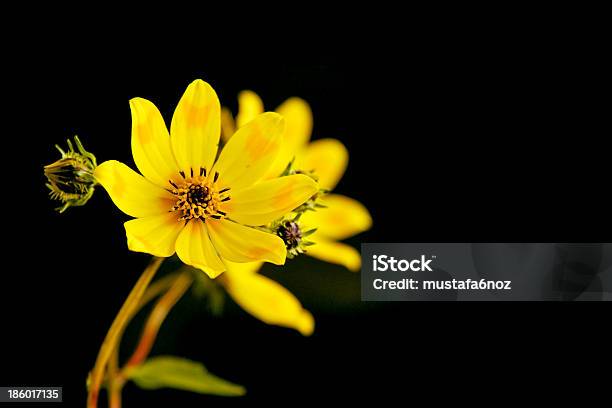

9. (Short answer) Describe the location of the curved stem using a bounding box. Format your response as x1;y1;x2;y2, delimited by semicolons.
87;256;164;408
109;391;121;408
110;272;193;393
126;272;193;368
136;271;183;310
107;270;182;408
107;345;121;408
109;270;183;366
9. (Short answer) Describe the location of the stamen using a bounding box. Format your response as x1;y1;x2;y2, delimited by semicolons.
170;170;228;221
218;187;231;194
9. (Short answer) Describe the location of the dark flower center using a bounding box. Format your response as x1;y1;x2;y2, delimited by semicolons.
188;185;211;205
277;221;302;250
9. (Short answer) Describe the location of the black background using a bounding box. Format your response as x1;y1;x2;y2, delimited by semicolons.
2;16;610;406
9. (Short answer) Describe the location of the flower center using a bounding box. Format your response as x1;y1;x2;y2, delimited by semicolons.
277;221;302;250
188;184;210;205
170;168;230;221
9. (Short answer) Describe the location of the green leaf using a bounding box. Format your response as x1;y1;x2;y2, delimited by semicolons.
126;356;246;397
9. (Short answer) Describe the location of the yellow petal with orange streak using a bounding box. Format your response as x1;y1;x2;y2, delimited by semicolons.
94;160;175;218
211;112;284;191
222;175;318;226
207;219;286;265
170;79;221;175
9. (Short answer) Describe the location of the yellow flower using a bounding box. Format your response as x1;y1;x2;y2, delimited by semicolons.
222;91;372;271
94;80;318;278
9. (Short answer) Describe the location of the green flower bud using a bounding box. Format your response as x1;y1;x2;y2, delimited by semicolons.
44;136;97;213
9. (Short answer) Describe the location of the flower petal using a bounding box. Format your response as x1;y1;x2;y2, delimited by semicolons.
223;260;263;275
275;97;312;151
207;219;286;265
124;212;184;257
220;107;235;143
223;175;318;226
306;237;361;272
264;97;314;178
223;269;314;336
236;90;264;128
300;194;372;240
94;160;175;218
212;112;285;190
170;79;221;175
298;138;348;190
175;220;226;279
130;97;180;188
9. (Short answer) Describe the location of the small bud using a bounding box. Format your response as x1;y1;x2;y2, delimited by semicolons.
44;136;97;213
274;218;316;259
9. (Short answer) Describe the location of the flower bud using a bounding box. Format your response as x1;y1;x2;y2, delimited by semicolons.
44;136;97;213
274;218;317;259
